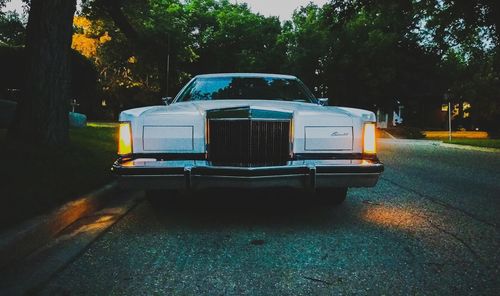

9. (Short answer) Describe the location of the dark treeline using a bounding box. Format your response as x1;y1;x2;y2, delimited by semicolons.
1;0;499;134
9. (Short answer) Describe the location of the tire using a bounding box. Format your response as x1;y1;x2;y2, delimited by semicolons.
145;189;179;207
314;187;348;206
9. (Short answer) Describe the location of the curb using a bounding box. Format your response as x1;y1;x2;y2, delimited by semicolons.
378;138;442;145
0;182;118;270
439;142;500;153
382;130;396;139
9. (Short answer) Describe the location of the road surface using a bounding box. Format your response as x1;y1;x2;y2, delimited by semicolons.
13;140;500;294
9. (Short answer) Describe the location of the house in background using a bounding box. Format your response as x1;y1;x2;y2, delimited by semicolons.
376;100;404;129
375;96;479;131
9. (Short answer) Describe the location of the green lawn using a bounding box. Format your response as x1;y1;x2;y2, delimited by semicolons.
444;139;500;149
0;126;117;230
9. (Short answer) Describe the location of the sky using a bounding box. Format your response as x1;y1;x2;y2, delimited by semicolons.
2;0;330;21
230;0;330;20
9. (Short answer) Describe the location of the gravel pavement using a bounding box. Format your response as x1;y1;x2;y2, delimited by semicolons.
39;139;500;295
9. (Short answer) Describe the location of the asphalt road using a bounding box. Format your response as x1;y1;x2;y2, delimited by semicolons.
39;140;500;295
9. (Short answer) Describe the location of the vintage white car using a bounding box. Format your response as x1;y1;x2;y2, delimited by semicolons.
112;73;383;205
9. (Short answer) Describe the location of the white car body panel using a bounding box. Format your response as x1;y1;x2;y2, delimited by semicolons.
304;126;353;151
143;126;194;151
119;99;372;155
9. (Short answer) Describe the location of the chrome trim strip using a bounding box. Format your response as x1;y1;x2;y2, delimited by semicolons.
208;118;291;121
114;159;383;190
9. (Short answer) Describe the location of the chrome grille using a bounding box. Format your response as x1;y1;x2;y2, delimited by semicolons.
208;119;291;164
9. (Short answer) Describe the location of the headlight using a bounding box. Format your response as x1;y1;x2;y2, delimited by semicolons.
118;122;133;155
363;122;376;154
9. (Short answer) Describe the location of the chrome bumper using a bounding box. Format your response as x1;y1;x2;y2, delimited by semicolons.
112;158;384;190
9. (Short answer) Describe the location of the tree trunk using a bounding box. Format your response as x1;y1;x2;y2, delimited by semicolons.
9;0;76;147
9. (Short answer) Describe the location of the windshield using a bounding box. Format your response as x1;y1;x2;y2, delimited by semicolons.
176;76;316;103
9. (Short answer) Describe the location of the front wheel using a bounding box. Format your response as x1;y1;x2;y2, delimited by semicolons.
314;187;348;206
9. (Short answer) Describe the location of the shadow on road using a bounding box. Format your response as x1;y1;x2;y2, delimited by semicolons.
144;188;353;229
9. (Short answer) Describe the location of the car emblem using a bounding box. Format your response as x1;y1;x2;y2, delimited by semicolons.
330;131;349;136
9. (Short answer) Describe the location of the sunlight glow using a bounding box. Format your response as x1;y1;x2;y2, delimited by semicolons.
362;205;427;230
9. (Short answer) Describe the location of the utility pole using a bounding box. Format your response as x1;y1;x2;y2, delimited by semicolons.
448;102;452;141
166;33;170;97
444;90;452;141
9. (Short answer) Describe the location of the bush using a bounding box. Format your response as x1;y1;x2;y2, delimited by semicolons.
0;46;101;119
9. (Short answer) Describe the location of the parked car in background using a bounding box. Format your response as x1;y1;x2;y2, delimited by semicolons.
112;73;383;205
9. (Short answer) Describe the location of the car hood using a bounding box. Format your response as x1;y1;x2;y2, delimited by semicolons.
138;100;354;119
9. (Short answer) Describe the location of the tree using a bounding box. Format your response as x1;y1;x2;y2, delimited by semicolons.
417;0;500;132
0;11;25;46
26;0;494;133
280;4;329;93
185;0;284;74
282;1;441;112
9;0;77;146
75;0;285;115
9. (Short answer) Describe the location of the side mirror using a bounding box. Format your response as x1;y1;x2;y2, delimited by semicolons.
161;96;174;105
318;98;329;106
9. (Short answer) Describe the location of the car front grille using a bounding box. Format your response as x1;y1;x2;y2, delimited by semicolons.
208;119;291;165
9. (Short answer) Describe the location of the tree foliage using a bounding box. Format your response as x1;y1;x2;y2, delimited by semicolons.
0;10;24;46
2;0;499;134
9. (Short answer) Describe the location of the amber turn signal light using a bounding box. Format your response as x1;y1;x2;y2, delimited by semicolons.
363;122;376;154
118;122;132;155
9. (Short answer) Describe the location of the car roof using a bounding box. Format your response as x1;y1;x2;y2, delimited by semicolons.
194;73;298;80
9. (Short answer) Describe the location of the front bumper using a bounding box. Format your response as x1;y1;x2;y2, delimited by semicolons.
112;158;384;190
